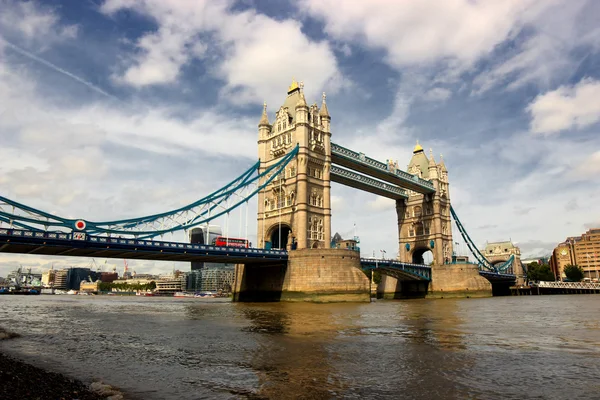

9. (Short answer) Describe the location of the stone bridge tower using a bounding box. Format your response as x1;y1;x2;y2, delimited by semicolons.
257;81;332;250
396;143;453;266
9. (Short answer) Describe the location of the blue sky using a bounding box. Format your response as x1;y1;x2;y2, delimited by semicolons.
1;0;600;276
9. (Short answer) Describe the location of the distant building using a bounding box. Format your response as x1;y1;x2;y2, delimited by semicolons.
550;228;600;281
331;232;360;251
66;268;99;290
189;226;223;271
482;241;524;280
80;281;99;293
452;255;470;263
186;270;203;292
42;269;56;287
200;265;234;292
99;272;118;283
155;275;186;295
54;269;68;290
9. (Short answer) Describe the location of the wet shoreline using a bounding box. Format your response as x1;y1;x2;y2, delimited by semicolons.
0;327;123;400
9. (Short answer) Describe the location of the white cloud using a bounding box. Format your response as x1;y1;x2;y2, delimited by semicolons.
527;78;600;134
421;87;452;102
576;151;600;177
471;0;599;94
0;0;78;47
366;196;395;212
102;0;342;106
300;0;537;69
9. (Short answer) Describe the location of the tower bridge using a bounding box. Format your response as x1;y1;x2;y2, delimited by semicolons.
0;80;518;301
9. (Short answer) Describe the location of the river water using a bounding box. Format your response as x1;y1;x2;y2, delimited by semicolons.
1;295;599;399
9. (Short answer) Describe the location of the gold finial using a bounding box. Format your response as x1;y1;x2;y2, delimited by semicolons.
288;78;299;93
322;92;327;102
413;140;423;153
263;101;267;112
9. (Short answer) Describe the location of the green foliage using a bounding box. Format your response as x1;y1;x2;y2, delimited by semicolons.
361;270;382;285
372;270;382;285
526;262;555;282
563;264;584;282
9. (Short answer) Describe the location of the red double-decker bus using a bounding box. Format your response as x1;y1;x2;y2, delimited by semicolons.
212;236;250;248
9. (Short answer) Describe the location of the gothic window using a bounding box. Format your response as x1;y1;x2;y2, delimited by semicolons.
283;120;287;130
409;227;415;237
415;223;424;236
289;165;296;177
413;206;422;218
405;210;410;218
317;219;323;240
425;223;431;235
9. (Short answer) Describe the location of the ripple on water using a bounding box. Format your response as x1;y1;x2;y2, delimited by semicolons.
1;295;600;399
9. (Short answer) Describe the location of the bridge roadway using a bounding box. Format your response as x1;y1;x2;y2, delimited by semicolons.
0;228;287;265
331;143;436;194
360;258;431;280
0;228;515;284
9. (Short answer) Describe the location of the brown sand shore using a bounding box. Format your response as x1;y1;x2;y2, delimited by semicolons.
0;327;124;400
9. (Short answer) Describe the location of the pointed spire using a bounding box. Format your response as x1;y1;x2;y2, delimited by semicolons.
288;78;299;94
259;101;270;127
296;81;307;108
439;154;447;171
428;148;436;166
413;140;423;153
319;92;330;118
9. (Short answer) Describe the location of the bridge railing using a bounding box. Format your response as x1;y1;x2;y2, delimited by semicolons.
537;281;600;289
359;258;429;268
360;258;431;280
331;143;435;190
0;228;288;257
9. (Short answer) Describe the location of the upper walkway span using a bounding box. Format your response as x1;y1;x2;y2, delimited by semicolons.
331;142;436;194
330;165;407;200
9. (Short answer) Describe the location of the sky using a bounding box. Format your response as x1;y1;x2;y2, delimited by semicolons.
1;0;600;276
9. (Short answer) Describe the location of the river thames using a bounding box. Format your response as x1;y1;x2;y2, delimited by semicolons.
1;295;599;399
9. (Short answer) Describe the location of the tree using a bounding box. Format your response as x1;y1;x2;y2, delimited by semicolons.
563;264;584;282
526;262;555;282
372;270;382;285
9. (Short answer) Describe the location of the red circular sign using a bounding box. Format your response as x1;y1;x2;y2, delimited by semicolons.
75;220;86;230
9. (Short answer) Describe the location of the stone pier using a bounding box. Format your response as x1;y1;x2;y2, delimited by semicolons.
377;263;492;299
427;263;492;298
232;249;370;302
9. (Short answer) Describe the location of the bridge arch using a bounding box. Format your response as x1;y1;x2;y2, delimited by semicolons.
411;247;433;265
268;223;292;250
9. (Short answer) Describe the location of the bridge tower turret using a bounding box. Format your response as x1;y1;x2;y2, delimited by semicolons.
397;142;453;266
256;80;332;250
